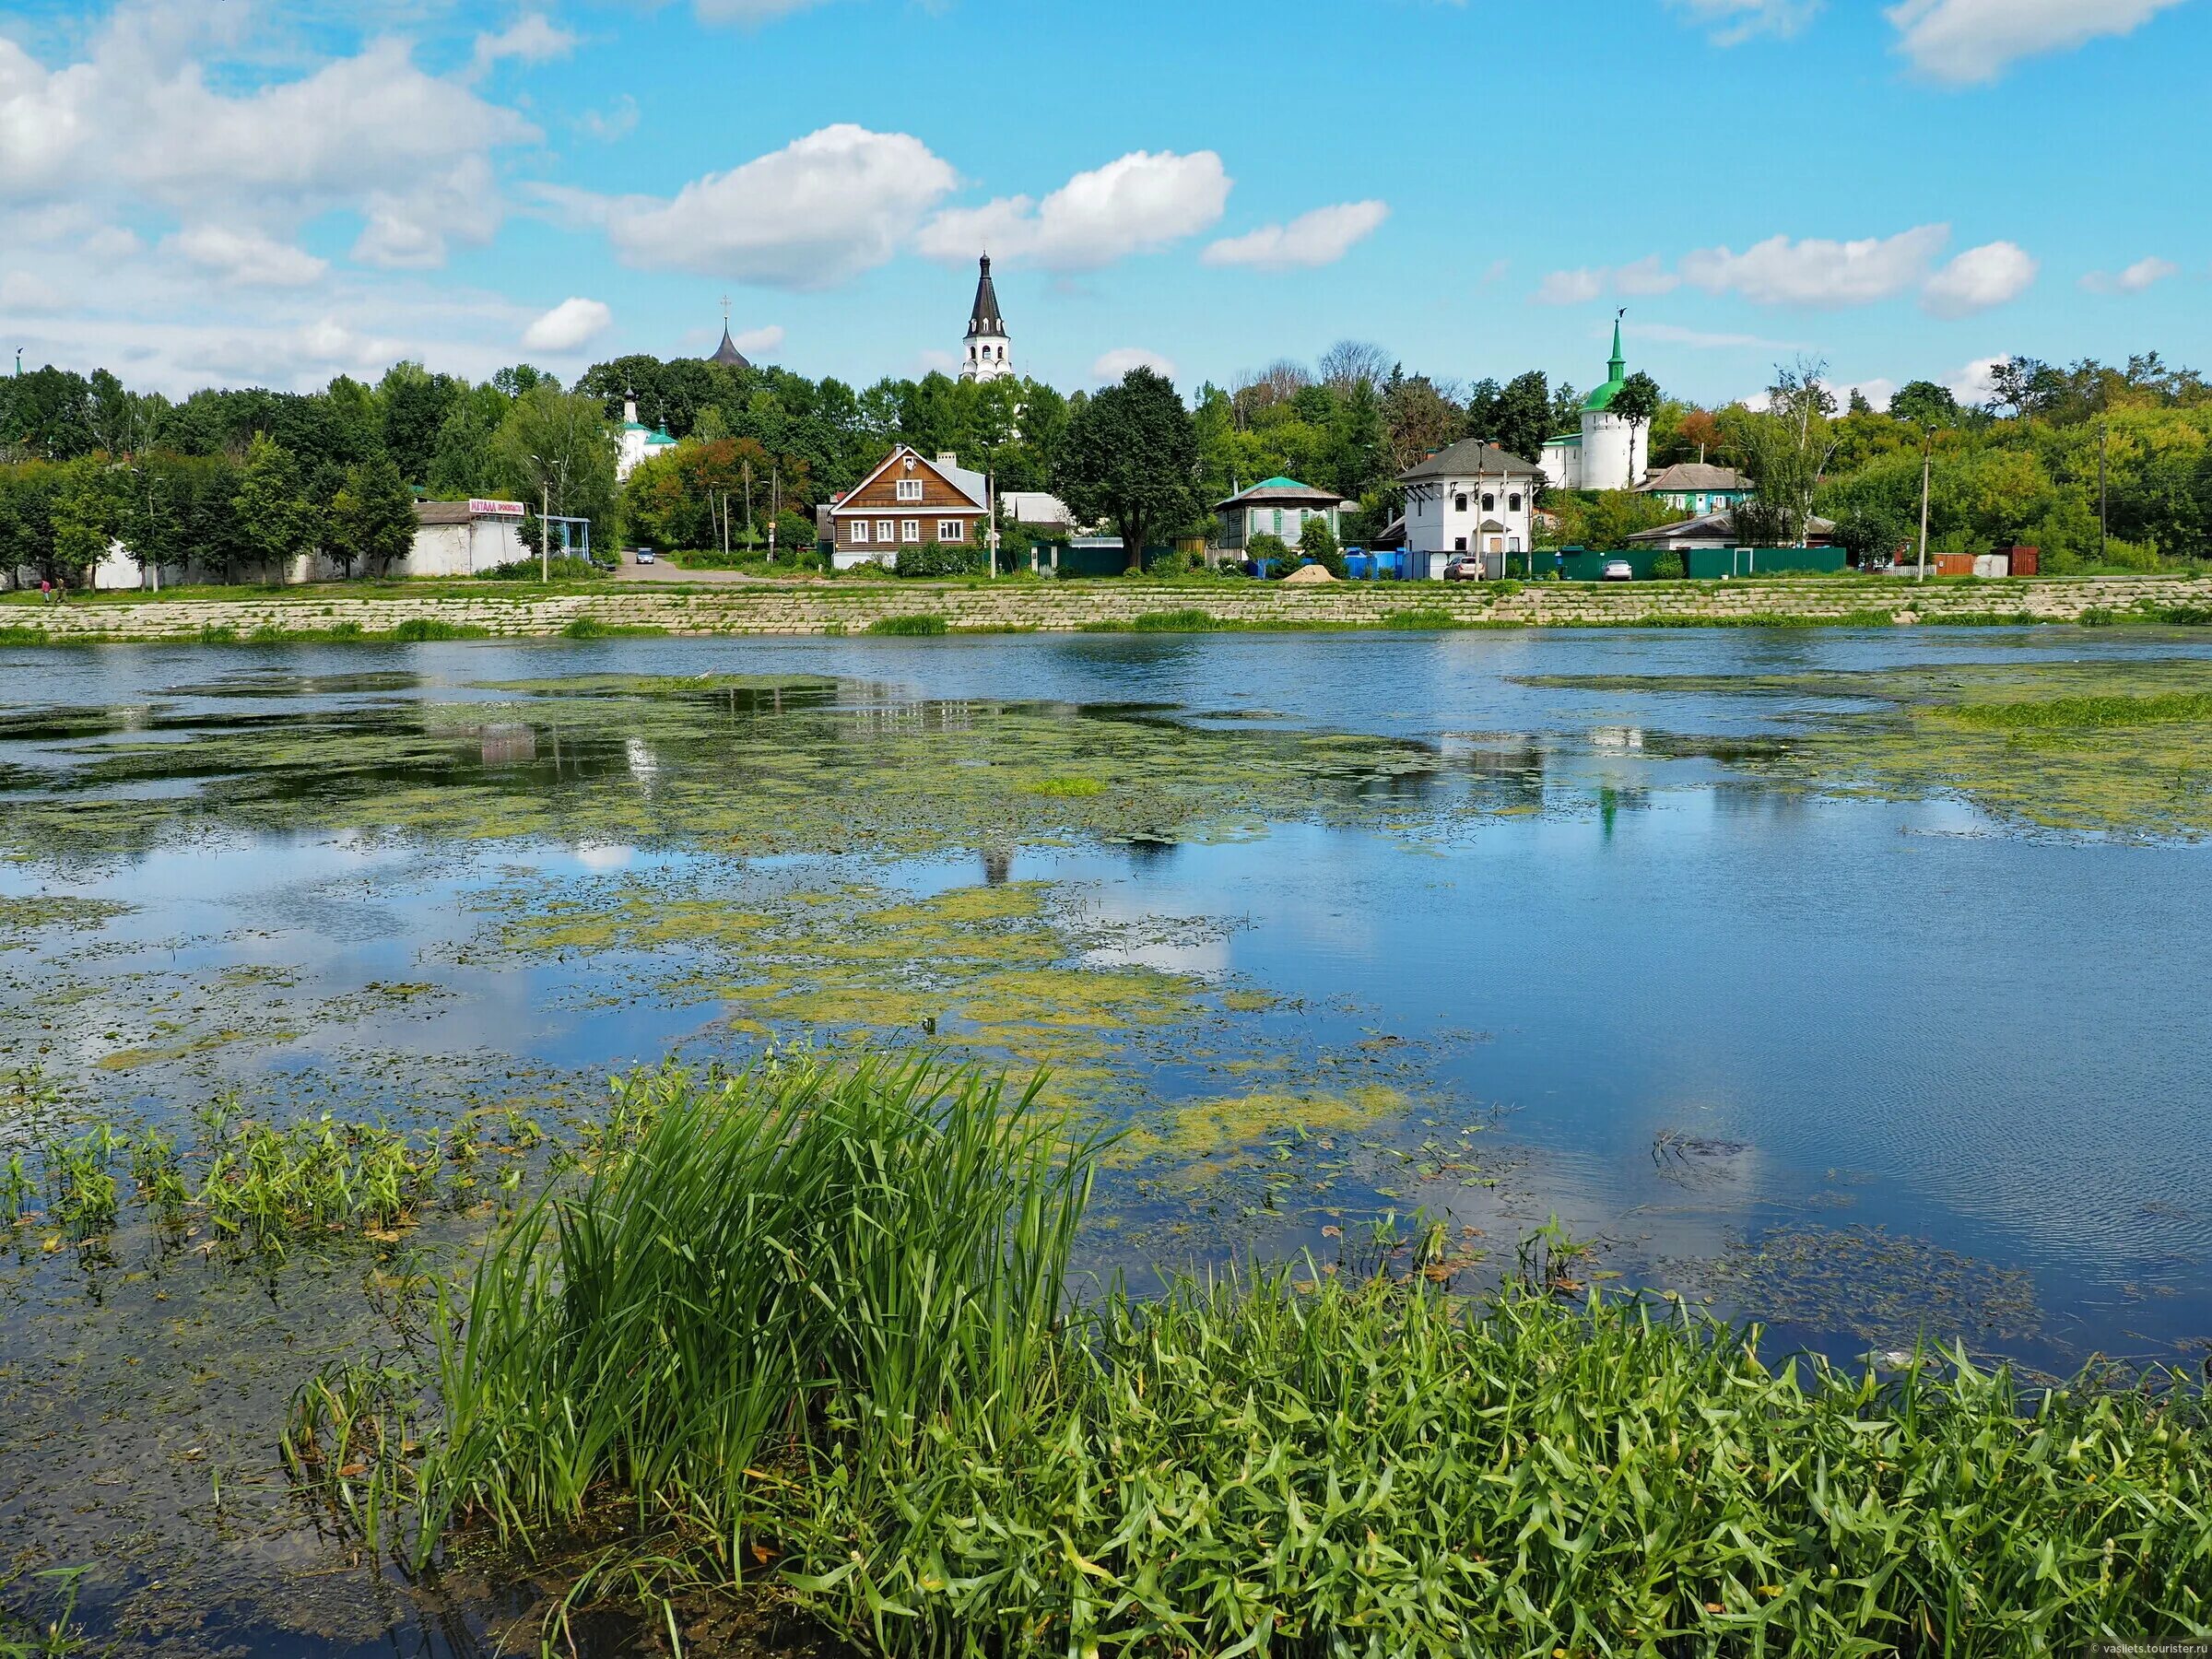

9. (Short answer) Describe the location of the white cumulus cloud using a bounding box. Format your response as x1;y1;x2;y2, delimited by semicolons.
918;150;1230;274
169;224;329;288
691;0;841;20
1092;347;1176;383
1681;224;1949;306
1202;201;1387;270
0;11;535;275
471;13;578;76
1533;267;1606;306
1669;0;1822;41
1921;240;2038;316
522;297;613;352
1886;0;2194;83
582;124;955;289
2080;255;2180;295
1535;255;1679;304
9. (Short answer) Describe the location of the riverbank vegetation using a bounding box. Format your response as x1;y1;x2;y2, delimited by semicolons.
7;337;2209;596
291;1055;2212;1655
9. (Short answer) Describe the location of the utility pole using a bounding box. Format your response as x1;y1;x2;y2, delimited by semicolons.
1916;425;1933;582
541;480;550;583
986;470;998;578
768;465;780;563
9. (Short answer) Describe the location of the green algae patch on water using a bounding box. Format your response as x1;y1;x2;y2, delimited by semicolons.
1112;1083;1419;1190
0;895;133;949
485;873;1243;1117
1517;656;2212;840
0;672;1500;868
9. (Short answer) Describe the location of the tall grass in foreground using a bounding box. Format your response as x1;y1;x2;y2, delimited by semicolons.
296;1059;2212;1654
388;1059;1094;1574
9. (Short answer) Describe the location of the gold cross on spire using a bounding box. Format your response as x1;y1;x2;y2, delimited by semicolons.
720;293;731;327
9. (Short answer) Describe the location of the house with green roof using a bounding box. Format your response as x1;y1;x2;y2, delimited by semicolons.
1538;317;1649;493
1213;477;1350;557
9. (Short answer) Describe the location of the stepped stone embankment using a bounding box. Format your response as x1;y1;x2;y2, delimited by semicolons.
6;575;2210;642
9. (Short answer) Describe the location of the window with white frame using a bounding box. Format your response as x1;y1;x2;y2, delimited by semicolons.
937;520;966;542
877;520;894;543
900;520;920;543
850;519;870;544
896;478;924;502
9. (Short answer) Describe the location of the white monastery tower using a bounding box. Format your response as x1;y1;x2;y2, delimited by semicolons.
960;254;1012;382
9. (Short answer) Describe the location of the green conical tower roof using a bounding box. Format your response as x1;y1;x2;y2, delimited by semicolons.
1583;315;1630;412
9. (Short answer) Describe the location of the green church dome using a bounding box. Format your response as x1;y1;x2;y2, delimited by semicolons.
1583;317;1629;412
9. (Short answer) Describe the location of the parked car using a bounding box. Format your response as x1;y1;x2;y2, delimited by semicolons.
1600;557;1634;582
1442;554;1483;582
634;547;656;566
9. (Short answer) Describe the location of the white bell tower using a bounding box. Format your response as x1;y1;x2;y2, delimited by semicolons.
960;253;1012;382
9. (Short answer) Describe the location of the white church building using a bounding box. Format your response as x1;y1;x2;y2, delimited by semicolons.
616;395;676;483
1539;319;1649;493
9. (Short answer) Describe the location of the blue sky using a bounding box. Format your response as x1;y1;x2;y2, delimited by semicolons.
3;0;2207;407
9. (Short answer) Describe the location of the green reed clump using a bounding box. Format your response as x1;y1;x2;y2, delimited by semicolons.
390;617;489;642
1125;608;1226;632
308;1056;2212;1655
866;614;948;636
353;1058;1092;1571
44;1127;119;1237
199;1113;441;1253
1380;606;1454;630
0;1153;32;1227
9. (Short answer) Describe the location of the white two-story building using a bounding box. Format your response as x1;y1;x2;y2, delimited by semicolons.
1396;439;1543;579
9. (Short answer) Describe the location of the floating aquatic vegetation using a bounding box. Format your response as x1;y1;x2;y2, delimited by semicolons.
1517;657;2212;837
0;673;1502;867
0;896;131;950
1664;1223;2041;1347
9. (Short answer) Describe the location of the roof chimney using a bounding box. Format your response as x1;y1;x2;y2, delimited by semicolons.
936;452;959;468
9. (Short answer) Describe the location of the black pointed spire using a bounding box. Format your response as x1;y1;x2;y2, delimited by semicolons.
709;292;751;369
967;253;1005;339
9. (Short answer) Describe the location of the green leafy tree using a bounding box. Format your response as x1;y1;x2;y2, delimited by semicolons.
1725;360;1838;547
428;384;512;498
1053;367;1198;573
1610;372;1664;483
1833;501;1909;568
231;432;317;579
1889;381;1961;429
1481;371;1554;465
326;456;418;578
1297;513;1344;578
50;458;122;584
1246;531;1291;572
491;383;619;558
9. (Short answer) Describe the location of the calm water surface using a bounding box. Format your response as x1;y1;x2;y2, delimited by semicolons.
2;626;2207;1655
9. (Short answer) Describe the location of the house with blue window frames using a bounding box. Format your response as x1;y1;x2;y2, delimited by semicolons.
1213;477;1350;557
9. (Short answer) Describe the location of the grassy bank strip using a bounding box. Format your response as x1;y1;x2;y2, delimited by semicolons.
294;1058;2212;1655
